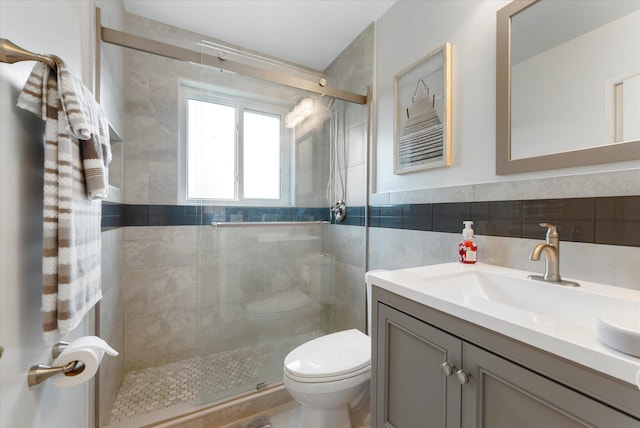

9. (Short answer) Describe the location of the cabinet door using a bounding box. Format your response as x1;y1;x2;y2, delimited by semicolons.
376;303;462;428
461;342;640;428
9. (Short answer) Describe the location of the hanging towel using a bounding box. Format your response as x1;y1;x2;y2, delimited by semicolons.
55;59;111;199
17;59;106;342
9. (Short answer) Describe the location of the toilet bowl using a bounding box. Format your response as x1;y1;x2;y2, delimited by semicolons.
283;329;371;428
283;281;374;428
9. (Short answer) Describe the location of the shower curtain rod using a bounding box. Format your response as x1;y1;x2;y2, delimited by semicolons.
98;17;367;105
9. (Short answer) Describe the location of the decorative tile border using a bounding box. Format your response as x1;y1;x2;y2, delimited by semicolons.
101;202;125;230
368;196;640;247
103;196;639;247
101;203;330;229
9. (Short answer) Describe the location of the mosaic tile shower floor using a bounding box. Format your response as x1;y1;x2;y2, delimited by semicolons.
108;331;323;425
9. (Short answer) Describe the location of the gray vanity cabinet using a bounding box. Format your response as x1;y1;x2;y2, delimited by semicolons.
375;302;462;427
373;289;640;428
461;342;639;427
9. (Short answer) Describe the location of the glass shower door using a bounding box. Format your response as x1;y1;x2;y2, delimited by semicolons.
195;220;330;404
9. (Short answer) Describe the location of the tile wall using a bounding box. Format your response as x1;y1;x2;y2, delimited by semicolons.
368;196;640;247
368;172;640;291
118;223;334;371
98;227;125;425
319;23;374;334
121;13;312;207
116;10;369;377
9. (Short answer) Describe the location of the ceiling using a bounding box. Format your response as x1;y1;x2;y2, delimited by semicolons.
122;0;396;71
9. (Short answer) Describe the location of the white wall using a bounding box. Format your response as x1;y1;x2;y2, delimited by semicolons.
375;0;640;194
0;1;96;427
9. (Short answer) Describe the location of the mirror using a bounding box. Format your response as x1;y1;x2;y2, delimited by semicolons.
496;0;640;175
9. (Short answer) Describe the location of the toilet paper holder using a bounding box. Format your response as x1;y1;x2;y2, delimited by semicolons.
27;341;86;386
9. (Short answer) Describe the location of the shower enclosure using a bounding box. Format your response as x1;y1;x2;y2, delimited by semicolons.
190;88;367;406
195;221;331;403
100;11;369;426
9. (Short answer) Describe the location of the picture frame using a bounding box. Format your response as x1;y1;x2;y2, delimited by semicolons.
394;42;452;174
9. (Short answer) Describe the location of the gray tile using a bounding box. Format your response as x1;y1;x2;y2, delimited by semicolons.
109;332;323;425
125;266;197;317
368;227;424;270
475;169;640;201
148;160;178;205
123;159;149;204
389;184;476;204
124;226;197;269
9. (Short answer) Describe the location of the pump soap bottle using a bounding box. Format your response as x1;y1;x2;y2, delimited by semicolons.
458;221;477;264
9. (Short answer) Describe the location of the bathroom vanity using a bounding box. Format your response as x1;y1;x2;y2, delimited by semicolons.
366;263;640;427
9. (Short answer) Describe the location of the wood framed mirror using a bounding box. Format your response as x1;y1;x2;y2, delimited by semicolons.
496;0;640;175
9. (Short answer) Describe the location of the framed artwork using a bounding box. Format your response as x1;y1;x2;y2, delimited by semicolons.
394;43;452;174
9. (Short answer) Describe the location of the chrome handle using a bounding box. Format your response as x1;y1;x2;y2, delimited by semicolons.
539;222;558;239
331;200;346;223
440;362;456;377
456;369;471;385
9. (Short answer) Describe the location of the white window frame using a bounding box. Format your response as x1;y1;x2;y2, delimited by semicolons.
178;85;291;206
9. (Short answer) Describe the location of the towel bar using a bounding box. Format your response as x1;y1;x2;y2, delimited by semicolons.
211;220;329;228
0;38;56;68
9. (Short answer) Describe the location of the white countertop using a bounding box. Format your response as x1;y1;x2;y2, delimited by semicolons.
366;262;640;388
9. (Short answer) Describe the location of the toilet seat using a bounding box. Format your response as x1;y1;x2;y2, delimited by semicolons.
284;363;370;384
284;329;370;382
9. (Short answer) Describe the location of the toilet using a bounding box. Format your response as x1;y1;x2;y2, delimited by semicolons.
283;284;372;428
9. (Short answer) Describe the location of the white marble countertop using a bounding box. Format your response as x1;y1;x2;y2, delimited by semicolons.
366;262;640;388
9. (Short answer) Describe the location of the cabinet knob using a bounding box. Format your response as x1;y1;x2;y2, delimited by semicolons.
440;362;456;377
456;369;471;385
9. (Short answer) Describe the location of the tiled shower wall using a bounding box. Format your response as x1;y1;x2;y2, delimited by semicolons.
320;23;374;334
122;223;330;371
98;228;125;426
118;10;368;375
121;12;318;207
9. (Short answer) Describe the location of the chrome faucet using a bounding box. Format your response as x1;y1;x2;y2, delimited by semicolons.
528;223;579;287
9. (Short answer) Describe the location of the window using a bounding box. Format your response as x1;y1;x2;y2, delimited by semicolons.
243;111;281;199
179;86;290;204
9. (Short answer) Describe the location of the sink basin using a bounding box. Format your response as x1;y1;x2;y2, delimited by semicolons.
417;269;638;329
366;262;640;386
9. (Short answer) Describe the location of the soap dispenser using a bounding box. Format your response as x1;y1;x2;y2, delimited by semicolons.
458;221;477;264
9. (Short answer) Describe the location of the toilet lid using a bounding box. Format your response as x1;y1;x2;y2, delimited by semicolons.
284;329;371;379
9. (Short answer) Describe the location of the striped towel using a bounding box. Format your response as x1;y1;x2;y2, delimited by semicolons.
17;60;106;342
55;57;112;199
